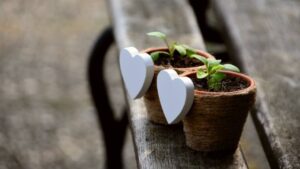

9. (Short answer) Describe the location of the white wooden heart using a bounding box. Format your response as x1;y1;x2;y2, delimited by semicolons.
119;47;154;99
157;69;194;124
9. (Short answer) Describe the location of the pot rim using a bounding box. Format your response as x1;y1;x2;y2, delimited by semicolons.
142;47;215;60
142;47;215;72
182;70;256;96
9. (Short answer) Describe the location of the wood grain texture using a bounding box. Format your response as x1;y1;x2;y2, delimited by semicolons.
107;0;248;168
212;0;300;168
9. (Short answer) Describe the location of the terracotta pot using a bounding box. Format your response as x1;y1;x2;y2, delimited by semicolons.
142;47;215;124
182;70;256;152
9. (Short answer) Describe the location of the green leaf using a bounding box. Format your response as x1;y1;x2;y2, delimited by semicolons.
207;59;221;72
147;32;166;40
157;51;170;56
182;45;197;57
169;42;177;57
208;72;226;90
186;49;196;57
150;51;170;61
211;72;226;81
208;78;221;90
174;45;186;56
208;81;222;91
207;59;221;66
182;44;197;52
191;54;208;65
150;52;160;61
211;65;224;73
197;69;208;79
223;64;240;72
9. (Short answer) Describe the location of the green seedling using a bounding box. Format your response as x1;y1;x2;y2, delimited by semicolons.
191;54;240;91
147;31;197;61
147;31;240;91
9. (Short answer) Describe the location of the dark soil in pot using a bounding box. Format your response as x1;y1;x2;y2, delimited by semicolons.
191;76;249;92
153;51;202;68
145;47;215;71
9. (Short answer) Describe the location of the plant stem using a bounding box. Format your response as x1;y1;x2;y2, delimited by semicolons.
164;39;172;58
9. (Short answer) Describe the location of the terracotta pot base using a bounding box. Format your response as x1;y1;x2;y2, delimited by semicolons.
144;90;168;124
143;65;168;125
184;132;238;152
183;71;256;152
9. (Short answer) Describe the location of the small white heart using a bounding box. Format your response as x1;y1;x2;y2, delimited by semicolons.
157;69;194;124
120;47;154;99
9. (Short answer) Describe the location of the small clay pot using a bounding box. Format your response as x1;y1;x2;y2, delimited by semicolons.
142;47;215;124
182;70;256;152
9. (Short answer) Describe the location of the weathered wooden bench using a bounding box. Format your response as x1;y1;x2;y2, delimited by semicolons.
212;1;300;168
88;0;300;168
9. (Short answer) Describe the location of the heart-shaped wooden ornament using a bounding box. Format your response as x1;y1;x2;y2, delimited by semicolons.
157;69;194;124
119;47;154;99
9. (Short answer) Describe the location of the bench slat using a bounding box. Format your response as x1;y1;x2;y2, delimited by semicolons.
212;0;300;168
108;0;248;168
109;0;204;49
129;99;248;169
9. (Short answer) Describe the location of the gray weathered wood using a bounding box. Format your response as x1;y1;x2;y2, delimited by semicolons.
128;99;248;169
212;0;300;168
107;0;248;168
0;0;109;168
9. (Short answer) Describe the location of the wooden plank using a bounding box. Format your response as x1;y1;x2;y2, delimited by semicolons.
129;100;248;169
107;0;248;168
212;0;300;168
